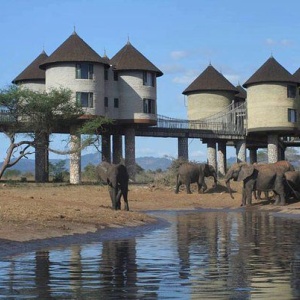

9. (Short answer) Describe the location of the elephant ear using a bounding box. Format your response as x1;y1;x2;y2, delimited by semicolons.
237;164;254;182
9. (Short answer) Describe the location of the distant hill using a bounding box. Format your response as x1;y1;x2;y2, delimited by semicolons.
3;155;248;174
2;153;173;173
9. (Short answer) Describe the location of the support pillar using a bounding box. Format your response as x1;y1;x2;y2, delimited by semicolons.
125;127;136;180
101;133;111;163
178;137;188;161
70;128;81;184
268;134;279;163
113;135;123;164
35;132;49;183
207;140;217;171
236;140;246;162
249;148;257;164
279;146;285;161
217;141;226;177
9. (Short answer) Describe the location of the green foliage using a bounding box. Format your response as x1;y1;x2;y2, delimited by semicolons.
3;169;21;178
49;160;67;182
82;163;97;181
0;85;84;135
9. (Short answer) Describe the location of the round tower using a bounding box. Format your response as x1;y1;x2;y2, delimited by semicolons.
12;51;48;92
40;31;109;116
243;56;300;133
110;41;163;125
182;64;238;120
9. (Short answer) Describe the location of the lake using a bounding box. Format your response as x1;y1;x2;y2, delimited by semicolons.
0;209;300;299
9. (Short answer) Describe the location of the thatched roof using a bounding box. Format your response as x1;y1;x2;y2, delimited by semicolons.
40;32;109;69
110;41;163;77
12;51;48;84
293;67;300;82
235;84;247;101
182;65;238;95
243;56;299;88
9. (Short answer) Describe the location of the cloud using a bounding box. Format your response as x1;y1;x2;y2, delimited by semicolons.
265;38;276;46
172;69;199;85
160;63;185;74
170;50;189;60
265;38;292;47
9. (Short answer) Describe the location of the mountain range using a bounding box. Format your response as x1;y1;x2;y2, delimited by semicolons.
2;153;242;174
2;153;173;173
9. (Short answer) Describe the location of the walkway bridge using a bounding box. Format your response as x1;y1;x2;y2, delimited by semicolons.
0;102;247;140
136;101;247;140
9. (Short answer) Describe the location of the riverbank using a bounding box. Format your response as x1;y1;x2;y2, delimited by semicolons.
0;179;299;243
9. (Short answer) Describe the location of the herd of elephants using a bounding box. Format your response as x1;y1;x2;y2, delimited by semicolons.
97;160;300;210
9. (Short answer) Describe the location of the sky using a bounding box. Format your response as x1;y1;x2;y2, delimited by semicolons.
1;0;300;162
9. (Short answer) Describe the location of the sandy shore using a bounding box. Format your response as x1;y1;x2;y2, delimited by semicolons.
0;179;299;244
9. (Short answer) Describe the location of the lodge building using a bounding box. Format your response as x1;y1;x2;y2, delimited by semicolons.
10;31;300;183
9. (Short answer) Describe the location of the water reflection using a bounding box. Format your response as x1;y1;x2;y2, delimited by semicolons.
0;210;300;299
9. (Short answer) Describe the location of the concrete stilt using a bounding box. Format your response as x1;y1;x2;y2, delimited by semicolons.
113;135;123;164
125;127;136;180
69;129;81;184
102;133;111;163
178;137;189;161
268;134;279;163
236;140;246;162
217;141;226;176
207;140;217;171
35;132;49;183
249;148;257;164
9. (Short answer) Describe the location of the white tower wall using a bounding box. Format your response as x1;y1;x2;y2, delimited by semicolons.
45;63;105;115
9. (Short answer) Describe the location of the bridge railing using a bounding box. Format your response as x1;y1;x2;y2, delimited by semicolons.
157;102;247;136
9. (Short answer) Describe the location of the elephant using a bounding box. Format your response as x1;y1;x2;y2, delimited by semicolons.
175;162;217;194
284;170;300;200
97;162;129;211
225;161;293;206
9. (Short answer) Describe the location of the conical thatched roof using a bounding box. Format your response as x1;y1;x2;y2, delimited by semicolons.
293;67;300;82
40;32;109;69
12;51;48;84
110;41;163;77
243;56;299;88
235;84;247;101
182;65;238;95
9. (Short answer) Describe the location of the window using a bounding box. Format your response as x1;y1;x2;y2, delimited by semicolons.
104;68;108;80
143;98;155;114
287;85;296;98
143;71;155;87
76;92;93;108
76;63;94;79
114;98;119;108
113;71;118;81
288;108;297;122
104;97;108;108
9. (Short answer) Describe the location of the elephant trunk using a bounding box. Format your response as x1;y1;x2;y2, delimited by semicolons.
225;177;234;199
212;173;218;189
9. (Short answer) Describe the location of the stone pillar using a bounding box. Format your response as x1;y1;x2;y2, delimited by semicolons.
101;133;111;163
178;137;188;161
207;140;217;171
236;140;246;162
268;134;279;163
69;128;81;184
249;148;257;164
113;135;123;164
217;141;226;176
35;132;49;183
125;127;136;180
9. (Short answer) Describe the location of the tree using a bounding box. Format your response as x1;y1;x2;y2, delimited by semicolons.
0;85;111;180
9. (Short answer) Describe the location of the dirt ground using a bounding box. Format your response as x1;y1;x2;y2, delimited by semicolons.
0;178;300;243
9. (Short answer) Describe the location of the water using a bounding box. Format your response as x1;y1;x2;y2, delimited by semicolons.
0;209;300;299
